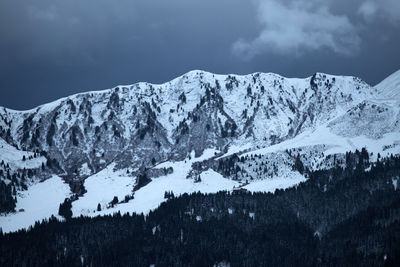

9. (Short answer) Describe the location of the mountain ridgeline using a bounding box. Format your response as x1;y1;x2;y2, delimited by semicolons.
0;70;397;183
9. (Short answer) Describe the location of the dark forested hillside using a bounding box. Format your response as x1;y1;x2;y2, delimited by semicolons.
1;152;399;266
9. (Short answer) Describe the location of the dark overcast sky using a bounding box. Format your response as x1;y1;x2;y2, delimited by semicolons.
0;0;399;110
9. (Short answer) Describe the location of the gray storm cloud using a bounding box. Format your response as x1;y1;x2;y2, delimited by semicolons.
233;0;360;59
358;0;400;23
233;0;400;59
0;0;399;109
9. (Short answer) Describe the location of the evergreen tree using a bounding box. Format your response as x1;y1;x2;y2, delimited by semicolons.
58;198;72;220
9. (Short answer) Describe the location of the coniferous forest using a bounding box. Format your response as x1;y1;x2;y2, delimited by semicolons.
1;152;400;266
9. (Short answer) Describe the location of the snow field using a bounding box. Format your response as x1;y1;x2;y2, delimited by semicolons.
0;138;46;170
0;175;71;233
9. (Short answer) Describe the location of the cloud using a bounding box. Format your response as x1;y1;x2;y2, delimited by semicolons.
358;0;400;24
358;1;377;20
27;5;58;21
233;0;360;59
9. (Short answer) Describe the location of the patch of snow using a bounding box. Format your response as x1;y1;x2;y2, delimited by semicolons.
244;172;305;193
72;164;135;217
115;168;239;216
74;149;239;217
0;175;71;233
79;163;91;176
0;138;46;170
393;178;398;191
237;125;399;162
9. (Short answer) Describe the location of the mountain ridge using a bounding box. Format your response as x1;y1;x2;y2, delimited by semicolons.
0;69;396;178
0;69;399;232
0;70;377;168
0;69;376;113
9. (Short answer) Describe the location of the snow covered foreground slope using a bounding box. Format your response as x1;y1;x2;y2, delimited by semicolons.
0;175;71;233
1;69;400;233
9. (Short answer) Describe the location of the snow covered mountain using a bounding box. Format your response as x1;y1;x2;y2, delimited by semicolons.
1;69;399;232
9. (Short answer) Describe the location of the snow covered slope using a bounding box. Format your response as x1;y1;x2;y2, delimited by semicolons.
0;175;71;233
0;137;46;170
71;149;305;218
1;69;399;233
375;70;400;102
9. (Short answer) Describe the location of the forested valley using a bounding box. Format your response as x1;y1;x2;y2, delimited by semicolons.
1;151;400;266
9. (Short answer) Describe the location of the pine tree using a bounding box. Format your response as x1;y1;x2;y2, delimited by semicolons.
110;196;119;207
58;198;72;220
